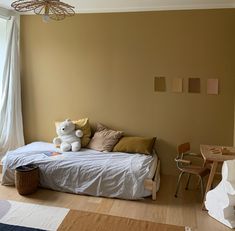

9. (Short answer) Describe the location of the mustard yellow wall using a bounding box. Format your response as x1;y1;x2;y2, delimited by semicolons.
21;10;235;175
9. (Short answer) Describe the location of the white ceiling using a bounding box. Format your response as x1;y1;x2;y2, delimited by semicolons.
1;0;235;13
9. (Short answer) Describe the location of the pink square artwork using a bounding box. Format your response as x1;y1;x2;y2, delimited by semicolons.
207;78;219;95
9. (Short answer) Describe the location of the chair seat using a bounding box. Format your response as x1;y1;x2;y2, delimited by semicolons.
181;165;210;177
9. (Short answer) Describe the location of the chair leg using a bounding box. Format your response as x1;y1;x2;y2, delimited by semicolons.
185;173;191;190
175;172;184;197
199;176;204;200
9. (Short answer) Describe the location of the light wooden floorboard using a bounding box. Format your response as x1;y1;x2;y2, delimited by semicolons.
0;174;230;231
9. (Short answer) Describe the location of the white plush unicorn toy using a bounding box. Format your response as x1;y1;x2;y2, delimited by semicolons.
205;159;235;228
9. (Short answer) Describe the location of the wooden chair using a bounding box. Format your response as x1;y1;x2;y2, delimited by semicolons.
174;142;210;199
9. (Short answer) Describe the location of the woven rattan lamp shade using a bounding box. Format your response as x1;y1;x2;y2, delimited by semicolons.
11;0;75;21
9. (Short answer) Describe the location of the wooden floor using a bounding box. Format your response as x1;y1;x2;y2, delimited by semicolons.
0;174;230;231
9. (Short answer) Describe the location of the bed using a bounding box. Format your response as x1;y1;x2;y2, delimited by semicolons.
1;142;160;200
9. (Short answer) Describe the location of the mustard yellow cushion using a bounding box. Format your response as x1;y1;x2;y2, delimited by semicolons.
55;118;91;147
113;137;156;155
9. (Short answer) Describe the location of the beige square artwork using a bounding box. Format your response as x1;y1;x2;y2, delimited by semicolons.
172;78;183;93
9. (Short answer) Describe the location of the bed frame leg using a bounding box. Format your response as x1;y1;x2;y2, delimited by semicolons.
152;181;157;200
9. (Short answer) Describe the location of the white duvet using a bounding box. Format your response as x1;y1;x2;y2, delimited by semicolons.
1;142;157;199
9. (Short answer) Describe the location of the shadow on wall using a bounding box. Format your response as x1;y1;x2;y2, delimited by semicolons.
154;139;178;175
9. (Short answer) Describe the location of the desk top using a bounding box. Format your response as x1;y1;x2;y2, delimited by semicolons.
200;145;235;162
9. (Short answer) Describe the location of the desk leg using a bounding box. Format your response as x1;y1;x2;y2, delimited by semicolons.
202;161;218;209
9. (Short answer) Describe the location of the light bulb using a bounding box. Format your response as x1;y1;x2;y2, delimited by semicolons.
43;15;50;23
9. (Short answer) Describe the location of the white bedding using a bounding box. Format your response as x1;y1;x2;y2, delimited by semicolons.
1;142;158;200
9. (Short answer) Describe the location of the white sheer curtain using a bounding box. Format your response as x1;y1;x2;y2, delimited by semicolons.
0;16;24;158
234;99;235;146
0;18;6;86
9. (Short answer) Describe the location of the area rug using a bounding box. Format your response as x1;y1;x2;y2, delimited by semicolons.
0;200;191;231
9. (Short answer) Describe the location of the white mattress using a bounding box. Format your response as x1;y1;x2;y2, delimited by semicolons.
147;153;158;179
1;142;158;199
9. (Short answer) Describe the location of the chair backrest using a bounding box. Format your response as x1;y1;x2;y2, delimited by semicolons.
175;142;191;170
178;142;190;155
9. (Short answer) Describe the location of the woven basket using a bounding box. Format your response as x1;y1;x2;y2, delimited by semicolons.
15;164;39;195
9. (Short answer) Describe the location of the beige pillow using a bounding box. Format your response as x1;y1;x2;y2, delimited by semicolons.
55;118;91;147
88;123;124;152
113;136;156;155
